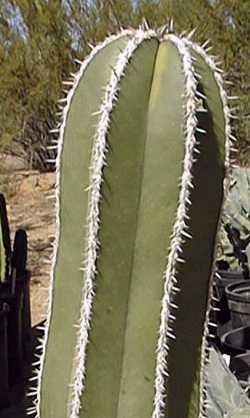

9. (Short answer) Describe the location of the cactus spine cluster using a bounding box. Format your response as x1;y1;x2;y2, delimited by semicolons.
28;25;244;418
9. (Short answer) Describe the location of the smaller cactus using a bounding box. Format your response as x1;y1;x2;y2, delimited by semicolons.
0;194;30;407
12;229;28;278
0;194;11;408
0;194;11;282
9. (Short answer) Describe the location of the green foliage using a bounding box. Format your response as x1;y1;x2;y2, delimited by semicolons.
219;167;250;271
224;167;250;233
207;347;250;417
0;0;73;169
0;0;249;169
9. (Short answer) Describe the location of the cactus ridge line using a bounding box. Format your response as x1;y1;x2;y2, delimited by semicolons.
152;33;199;418
185;39;233;171
183;38;234;418
28;28;134;418
69;28;158;418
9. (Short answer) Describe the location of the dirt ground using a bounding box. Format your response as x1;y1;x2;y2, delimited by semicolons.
0;163;56;326
0;156;57;417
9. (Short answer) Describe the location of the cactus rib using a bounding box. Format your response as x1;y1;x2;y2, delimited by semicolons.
32;29;134;418
186;40;236;418
69;28;158;418
185;40;234;170
152;33;199;418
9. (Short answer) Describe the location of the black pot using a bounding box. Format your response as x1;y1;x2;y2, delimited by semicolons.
226;281;250;328
221;326;250;356
215;270;244;325
215;270;244;298
230;353;250;395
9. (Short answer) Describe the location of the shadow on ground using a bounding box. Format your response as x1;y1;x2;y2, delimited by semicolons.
0;321;45;418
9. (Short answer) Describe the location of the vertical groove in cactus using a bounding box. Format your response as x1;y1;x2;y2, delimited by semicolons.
30;27;239;418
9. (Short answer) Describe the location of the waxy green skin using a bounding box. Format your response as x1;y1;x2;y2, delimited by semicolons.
37;29;250;418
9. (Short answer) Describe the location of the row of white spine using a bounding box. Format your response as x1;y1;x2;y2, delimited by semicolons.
186;40;235;418
68;28;158;418
152;33;200;418
29;29;134;418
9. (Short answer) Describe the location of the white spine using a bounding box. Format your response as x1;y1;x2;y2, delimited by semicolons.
152;34;199;418
69;28;157;418
185;40;233;170
184;39;234;418
29;29;133;418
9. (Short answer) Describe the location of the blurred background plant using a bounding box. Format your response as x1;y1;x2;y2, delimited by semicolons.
0;0;249;170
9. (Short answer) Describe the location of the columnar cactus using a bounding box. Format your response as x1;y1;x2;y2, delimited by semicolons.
0;194;11;282
29;26;248;418
0;194;29;408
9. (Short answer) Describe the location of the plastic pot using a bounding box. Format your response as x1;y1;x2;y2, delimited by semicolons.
221;326;250;356
215;270;244;298
215;270;244;325
230;353;250;395
226;280;250;328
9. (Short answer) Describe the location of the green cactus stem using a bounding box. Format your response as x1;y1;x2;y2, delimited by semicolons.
28;26;244;418
0;194;11;282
